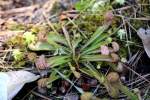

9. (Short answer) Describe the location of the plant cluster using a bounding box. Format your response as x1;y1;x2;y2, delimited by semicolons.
5;0;140;99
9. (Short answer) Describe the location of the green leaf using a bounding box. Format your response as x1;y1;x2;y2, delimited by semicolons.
47;32;67;46
81;25;110;51
83;63;105;83
75;0;96;11
62;26;72;49
28;42;55;51
47;71;60;85
47;56;71;68
81;37;111;55
91;34;109;45
81;55;112;62
119;84;139;100
80;68;94;77
75;0;90;11
72;38;82;49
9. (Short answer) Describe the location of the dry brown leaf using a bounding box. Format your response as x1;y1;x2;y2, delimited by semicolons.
35;55;48;69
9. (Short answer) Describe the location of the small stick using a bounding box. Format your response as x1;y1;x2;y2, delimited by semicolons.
31;91;52;100
122;63;150;84
0;5;38;16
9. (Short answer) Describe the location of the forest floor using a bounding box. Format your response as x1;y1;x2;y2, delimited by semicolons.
0;0;150;100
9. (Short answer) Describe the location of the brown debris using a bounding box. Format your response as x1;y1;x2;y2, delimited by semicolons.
27;52;37;61
35;55;48;69
60;10;79;21
0;5;39;17
0;30;24;42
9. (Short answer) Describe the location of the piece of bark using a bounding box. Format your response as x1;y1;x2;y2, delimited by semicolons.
0;5;39;18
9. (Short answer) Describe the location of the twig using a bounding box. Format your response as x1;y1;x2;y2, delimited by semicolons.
115;14;150;20
31;91;52;100
122;63;150;84
0;5;38;16
42;11;59;35
126;74;150;86
113;6;132;11
143;86;150;100
128;17;150;20
113;4;150;12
